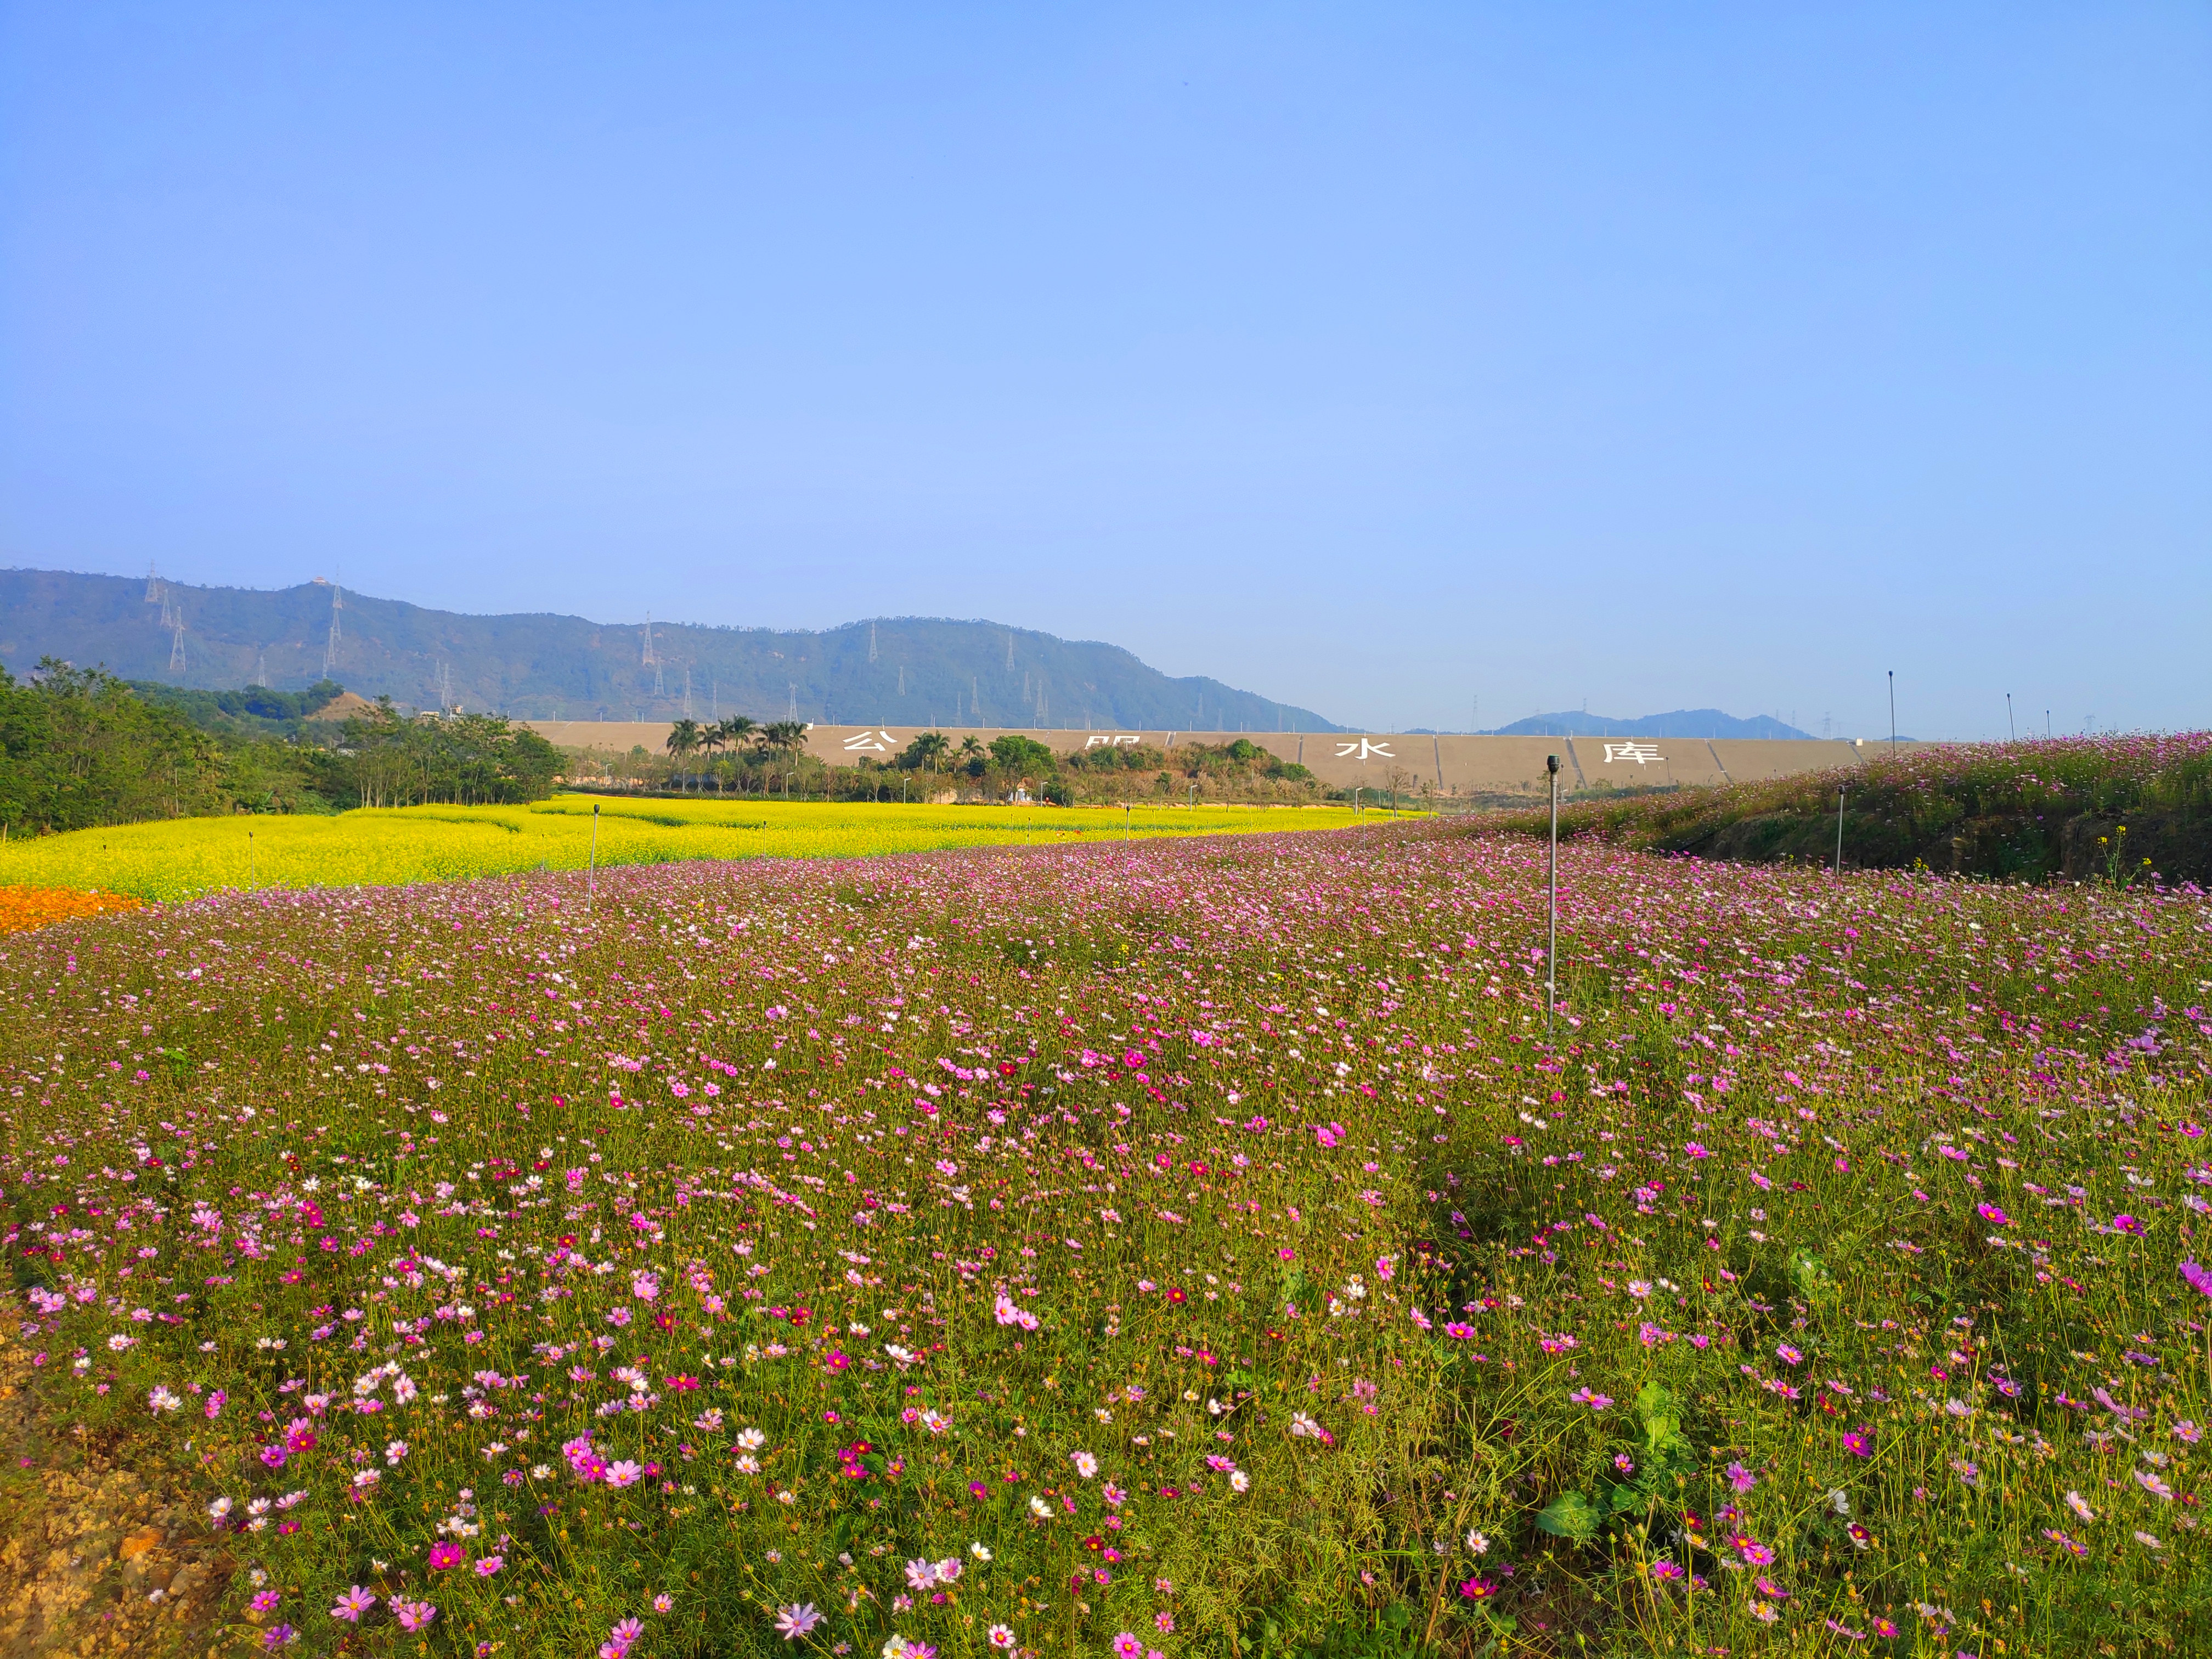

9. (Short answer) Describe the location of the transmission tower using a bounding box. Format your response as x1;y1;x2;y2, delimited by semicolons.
168;609;187;673
253;650;267;688
787;681;798;720
640;613;668;696
868;622;878;664
682;663;693;719
1005;630;1013;671
322;582;343;678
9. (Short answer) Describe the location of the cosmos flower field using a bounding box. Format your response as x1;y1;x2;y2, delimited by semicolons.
2;820;2209;1657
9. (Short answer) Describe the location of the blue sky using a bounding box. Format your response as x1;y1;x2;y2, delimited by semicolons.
2;3;2205;737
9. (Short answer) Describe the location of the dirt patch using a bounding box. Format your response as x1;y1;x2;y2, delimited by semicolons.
0;1313;234;1659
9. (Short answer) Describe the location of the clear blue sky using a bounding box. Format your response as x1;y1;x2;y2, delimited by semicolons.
3;3;2205;738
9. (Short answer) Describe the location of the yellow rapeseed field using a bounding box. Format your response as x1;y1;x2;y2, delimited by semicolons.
0;795;1382;900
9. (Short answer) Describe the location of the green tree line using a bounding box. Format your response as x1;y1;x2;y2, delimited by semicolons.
0;663;560;833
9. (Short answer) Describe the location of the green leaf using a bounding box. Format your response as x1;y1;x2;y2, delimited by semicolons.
1534;1489;1602;1541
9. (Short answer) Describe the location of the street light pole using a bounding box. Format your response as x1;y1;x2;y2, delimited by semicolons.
587;802;599;911
1835;785;1847;878
1546;753;1559;1041
1888;672;1897;753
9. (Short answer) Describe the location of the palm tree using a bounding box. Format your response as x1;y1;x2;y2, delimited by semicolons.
696;721;725;792
758;721;809;798
910;730;950;775
712;716;758;795
665;718;702;793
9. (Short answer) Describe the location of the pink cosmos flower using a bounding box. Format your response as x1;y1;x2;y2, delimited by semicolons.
427;1542;466;1571
330;1585;376;1623
775;1604;823;1640
391;1599;438;1633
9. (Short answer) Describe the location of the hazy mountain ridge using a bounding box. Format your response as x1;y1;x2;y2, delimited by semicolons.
1485;708;1815;740
0;568;1344;733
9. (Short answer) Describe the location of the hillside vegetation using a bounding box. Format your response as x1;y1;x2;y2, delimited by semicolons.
0;568;1340;733
1492;734;2212;885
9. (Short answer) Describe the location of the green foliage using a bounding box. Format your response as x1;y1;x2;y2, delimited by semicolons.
332;698;562;807
987;733;1057;776
1533;1488;1603;1541
0;659;227;831
123;677;345;737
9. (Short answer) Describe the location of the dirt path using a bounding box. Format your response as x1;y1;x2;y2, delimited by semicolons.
0;1310;234;1659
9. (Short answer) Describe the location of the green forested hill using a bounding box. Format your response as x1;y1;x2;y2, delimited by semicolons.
0;568;1341;732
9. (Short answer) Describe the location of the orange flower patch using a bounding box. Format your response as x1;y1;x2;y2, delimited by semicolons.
0;885;143;935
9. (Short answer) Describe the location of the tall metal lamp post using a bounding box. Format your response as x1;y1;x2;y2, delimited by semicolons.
1546;753;1560;1040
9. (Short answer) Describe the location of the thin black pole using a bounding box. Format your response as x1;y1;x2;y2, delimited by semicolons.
1888;672;1897;753
1834;785;1846;878
1546;753;1560;1040
2006;692;2015;742
586;802;599;910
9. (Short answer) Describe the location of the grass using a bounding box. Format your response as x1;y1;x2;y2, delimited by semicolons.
0;817;2208;1656
0;797;1372;902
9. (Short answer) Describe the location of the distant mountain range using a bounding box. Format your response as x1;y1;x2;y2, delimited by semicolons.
0;568;1343;733
1483;709;1814;740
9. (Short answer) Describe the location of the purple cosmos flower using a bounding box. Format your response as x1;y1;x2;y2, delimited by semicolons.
2182;1260;2212;1299
1726;1460;1758;1493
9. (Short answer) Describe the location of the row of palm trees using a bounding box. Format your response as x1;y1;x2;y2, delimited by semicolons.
663;716;810;793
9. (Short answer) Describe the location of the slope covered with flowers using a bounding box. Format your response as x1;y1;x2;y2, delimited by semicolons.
1504;732;2212;884
1;823;2209;1656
